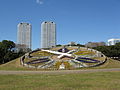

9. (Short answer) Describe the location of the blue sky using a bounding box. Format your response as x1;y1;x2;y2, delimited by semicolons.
0;0;120;50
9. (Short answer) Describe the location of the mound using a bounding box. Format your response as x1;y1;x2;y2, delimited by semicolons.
20;46;108;70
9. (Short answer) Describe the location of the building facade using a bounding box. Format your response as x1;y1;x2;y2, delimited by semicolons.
68;42;77;46
41;21;56;48
17;23;32;51
85;42;106;48
108;39;120;46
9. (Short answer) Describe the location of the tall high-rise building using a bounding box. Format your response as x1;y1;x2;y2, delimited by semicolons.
41;21;56;48
17;23;32;51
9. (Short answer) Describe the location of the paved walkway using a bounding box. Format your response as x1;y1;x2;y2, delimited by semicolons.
0;68;120;75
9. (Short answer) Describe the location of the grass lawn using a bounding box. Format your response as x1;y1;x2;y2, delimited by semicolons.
0;72;120;90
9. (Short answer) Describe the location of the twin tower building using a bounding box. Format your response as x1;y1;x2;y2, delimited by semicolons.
17;21;56;50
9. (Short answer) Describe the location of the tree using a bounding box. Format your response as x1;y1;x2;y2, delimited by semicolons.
93;42;120;58
56;44;62;47
76;44;85;47
0;40;25;64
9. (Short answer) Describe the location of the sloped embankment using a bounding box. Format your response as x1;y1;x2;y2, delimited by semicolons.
0;58;32;70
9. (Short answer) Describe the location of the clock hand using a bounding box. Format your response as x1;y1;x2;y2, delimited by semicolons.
41;49;72;59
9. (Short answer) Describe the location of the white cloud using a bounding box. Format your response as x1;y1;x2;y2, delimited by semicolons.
36;0;44;4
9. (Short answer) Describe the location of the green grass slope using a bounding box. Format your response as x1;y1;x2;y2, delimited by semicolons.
95;58;120;69
0;58;33;70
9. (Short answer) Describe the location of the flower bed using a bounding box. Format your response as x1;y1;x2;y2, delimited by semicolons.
76;57;100;63
26;58;50;64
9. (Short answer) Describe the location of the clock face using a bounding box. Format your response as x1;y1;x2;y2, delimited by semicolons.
23;46;106;69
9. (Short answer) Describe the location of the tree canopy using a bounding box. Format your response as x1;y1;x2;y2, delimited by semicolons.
0;40;25;64
93;42;120;57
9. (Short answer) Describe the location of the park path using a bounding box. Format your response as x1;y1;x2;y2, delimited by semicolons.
0;68;120;75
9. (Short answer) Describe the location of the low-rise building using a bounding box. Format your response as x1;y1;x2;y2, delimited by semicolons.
85;42;106;48
108;39;120;46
